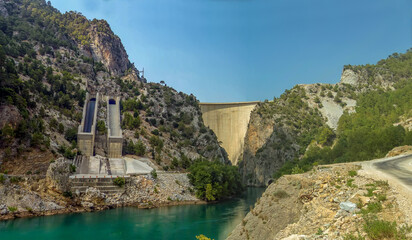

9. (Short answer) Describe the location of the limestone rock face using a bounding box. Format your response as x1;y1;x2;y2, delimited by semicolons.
81;187;106;206
0;182;63;213
87;22;132;77
0;104;21;128
243;110;275;156
240;124;298;186
0;204;8;215
340;69;359;85
76;19;139;82
46;157;71;193
227;174;305;240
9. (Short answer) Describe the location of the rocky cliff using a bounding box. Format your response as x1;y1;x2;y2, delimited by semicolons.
0;0;227;177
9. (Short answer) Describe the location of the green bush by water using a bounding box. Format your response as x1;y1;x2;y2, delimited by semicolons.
188;160;243;201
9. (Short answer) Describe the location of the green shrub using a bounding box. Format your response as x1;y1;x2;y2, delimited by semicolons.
96;120;106;134
205;183;215;201
171;157;179;169
62;191;73;198
316;127;335;146
58;145;76;160
0;174;5;183
122;112;140;130
123;140;146;156
58;123;64;134
343;233;365;240
346;178;357;188
151;169;157;179
273;190;289;199
64;127;77;142
10;176;21;183
8;206;17;212
348;170;357;177
151;129;159;135
180;154;191;169
377;194;387;202
69;164;76;173
365;187;376;197
291;165;304;174
113;177;125;187
361;202;382;214
375;180;389;188
195;234;213;240
363;217;397;240
30;132;44;146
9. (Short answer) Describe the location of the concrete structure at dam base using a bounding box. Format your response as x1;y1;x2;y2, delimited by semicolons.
199;101;259;165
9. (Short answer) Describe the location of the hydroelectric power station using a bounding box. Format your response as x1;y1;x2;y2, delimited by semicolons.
72;92;153;195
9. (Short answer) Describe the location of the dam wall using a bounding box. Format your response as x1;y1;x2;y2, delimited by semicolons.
78;92;99;156
199;101;259;165
106;96;123;158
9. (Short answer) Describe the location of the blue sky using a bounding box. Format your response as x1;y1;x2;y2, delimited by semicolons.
50;0;412;102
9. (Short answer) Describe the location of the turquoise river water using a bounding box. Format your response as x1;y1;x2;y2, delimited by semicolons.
0;187;265;240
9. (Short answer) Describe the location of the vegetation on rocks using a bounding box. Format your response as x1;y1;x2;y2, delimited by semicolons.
241;49;412;186
344;49;412;85
113;177;125;187
275;79;412;178
119;81;228;169
0;0;227;177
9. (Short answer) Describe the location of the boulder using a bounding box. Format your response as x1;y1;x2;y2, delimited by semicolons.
339;201;357;212
0;204;8;215
46;157;71;193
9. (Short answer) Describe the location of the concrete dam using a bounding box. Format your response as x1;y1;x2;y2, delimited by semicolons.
199;101;259;165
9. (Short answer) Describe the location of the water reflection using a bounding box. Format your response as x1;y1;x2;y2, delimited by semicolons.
0;188;265;240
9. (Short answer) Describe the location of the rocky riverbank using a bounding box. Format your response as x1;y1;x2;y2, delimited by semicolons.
227;163;412;240
0;159;205;221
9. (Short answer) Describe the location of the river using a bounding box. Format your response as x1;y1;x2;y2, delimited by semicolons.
0;187;265;240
